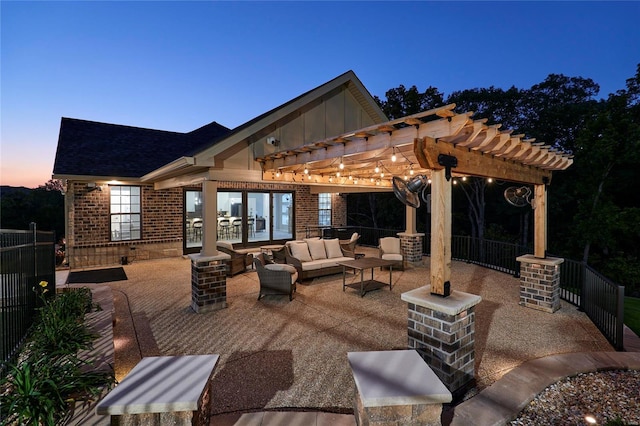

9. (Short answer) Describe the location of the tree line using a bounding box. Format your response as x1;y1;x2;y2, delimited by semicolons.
348;65;640;294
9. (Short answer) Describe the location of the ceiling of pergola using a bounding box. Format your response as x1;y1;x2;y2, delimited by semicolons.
255;104;573;189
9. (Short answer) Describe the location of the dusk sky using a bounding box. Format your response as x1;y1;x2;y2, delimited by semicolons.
2;1;639;188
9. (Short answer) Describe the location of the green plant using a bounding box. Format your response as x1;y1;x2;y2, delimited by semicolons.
0;284;114;425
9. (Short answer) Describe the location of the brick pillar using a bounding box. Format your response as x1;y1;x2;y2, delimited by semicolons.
516;255;564;313
401;286;481;396
398;232;424;265
190;254;230;313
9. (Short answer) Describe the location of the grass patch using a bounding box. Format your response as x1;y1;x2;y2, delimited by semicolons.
625;296;640;336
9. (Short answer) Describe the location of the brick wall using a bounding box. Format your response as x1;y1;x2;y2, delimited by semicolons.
66;180;345;267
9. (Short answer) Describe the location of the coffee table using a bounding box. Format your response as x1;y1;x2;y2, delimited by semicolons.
336;257;396;297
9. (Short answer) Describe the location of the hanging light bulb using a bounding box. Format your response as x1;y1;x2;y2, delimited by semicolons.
380;171;385;178
339;158;344;170
404;174;408;180
462;176;467;182
304;164;309;174
307;174;311;180
487;178;493;183
329;176;333;183
336;171;341;177
354;178;358;184
375;163;380;174
409;164;414;176
391;147;397;162
276;169;281;177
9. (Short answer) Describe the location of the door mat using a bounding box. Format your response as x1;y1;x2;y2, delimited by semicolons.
67;267;128;284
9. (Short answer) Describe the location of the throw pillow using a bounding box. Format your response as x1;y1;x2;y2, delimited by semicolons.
265;263;297;274
289;242;312;262
305;238;327;260
324;238;342;258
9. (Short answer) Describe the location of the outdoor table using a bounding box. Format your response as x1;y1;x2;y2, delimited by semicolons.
336;257;395;297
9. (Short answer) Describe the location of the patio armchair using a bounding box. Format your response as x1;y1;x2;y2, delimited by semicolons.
216;241;253;276
339;232;360;257
378;237;404;270
254;256;297;301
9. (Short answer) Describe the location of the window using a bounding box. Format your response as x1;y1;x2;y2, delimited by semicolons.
318;193;331;226
110;186;141;241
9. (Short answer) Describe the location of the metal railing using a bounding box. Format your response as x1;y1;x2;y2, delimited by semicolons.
316;225;626;350
1;224;56;367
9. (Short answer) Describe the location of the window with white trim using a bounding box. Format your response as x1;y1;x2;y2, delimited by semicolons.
318;193;331;226
110;186;141;241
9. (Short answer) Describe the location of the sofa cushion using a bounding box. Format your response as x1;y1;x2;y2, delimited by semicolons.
300;260;325;271
319;257;354;268
382;254;403;262
324;238;342;259
217;241;234;251
265;263;297;274
380;237;401;254
306;238;327;260
289;242;312;262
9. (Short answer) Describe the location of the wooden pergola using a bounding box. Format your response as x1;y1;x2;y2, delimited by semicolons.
256;104;572;296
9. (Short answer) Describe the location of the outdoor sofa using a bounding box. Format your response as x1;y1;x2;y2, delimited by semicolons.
284;237;355;281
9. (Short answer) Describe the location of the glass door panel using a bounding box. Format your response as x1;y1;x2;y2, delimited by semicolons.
217;192;242;243
248;192;270;243
272;192;293;241
185;190;203;250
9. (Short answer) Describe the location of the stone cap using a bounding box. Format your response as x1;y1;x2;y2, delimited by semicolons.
401;285;481;316
397;232;425;237
96;354;219;415
188;252;231;263
516;254;565;266
348;350;452;407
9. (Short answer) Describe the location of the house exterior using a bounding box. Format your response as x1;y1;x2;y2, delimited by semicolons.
53;71;388;268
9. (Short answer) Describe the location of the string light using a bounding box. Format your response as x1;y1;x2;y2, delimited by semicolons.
304;164;309;174
339;158;344;170
391;147;397;162
487;178;493;183
409;164;414;176
380;171;385;178
336;171;341;177
276;170;281;178
462;176;467;182
375;163;380;173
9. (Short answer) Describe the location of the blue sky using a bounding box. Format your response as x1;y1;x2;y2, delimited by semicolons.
2;1;639;188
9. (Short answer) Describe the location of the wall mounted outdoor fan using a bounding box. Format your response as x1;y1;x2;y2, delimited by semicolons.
504;186;532;207
392;175;430;208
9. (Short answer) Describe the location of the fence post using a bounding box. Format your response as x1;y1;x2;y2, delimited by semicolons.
30;222;37;283
616;285;625;351
579;262;587;312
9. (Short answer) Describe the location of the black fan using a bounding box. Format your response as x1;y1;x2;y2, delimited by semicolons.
504;186;532;207
392;175;429;208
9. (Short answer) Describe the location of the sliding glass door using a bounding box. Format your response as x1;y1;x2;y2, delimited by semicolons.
184;188;294;252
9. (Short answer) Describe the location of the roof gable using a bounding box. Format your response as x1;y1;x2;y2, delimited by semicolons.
192;70;388;165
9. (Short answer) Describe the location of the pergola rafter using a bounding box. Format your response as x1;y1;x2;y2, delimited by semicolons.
256;103;572;188
255;104;573;296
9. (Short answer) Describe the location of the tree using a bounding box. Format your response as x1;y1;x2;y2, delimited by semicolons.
375;85;444;120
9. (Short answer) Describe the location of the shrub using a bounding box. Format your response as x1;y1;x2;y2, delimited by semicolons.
0;285;114;425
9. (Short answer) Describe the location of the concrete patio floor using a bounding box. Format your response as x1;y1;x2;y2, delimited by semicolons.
99;246;619;424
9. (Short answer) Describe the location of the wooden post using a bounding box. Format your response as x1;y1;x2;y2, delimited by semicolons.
534;183;546;258
201;180;218;257
406;204;417;234
430;168;451;296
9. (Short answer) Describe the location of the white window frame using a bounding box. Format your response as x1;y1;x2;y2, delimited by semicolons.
110;185;141;241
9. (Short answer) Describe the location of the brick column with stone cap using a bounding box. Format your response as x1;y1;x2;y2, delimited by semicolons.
516;254;564;313
190;253;230;313
401;286;481;395
398;232;425;265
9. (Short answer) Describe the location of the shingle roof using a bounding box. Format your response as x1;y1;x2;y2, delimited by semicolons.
53;118;230;178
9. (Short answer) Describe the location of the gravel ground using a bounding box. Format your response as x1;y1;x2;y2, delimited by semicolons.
511;369;640;425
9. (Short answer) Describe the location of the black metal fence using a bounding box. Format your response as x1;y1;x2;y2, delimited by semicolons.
1;224;56;367
315;225;626;350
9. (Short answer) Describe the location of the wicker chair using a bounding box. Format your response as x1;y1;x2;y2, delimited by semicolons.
254;257;297;301
339;232;360;257
216;241;253;276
